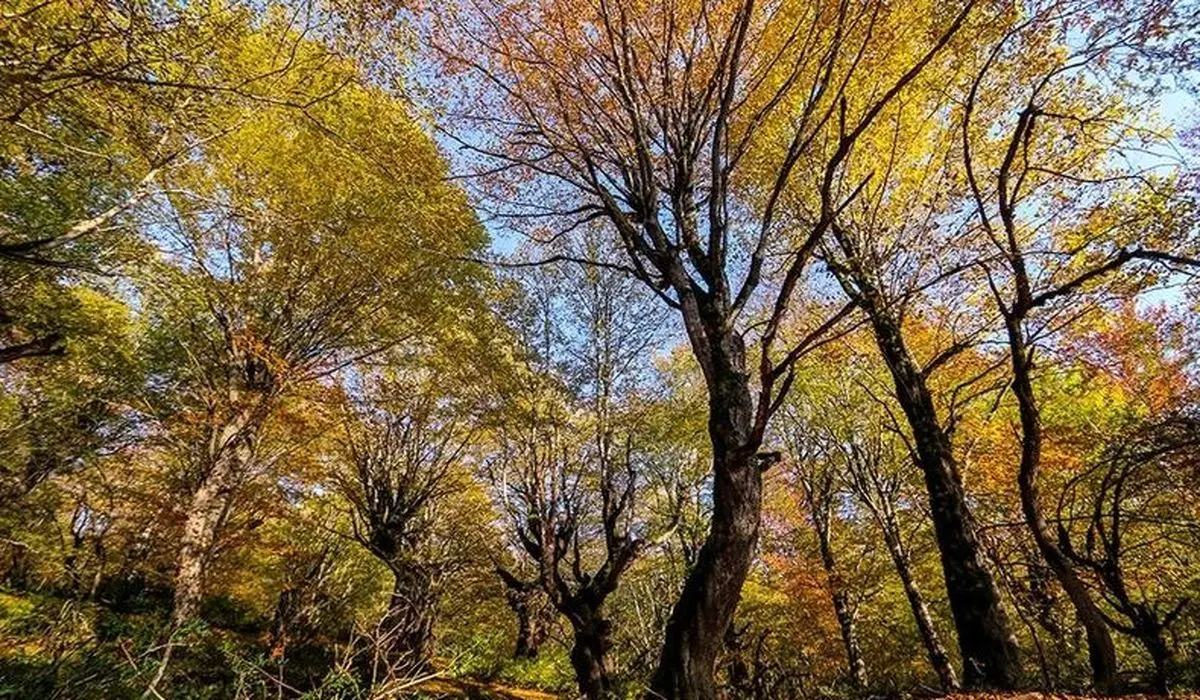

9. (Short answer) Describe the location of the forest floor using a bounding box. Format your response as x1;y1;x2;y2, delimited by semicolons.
410;688;1198;700
942;695;1195;699
418;677;561;699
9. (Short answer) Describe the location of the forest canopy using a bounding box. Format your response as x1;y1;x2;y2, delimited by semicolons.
1;0;1199;698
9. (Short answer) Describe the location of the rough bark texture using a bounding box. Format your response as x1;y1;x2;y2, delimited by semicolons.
868;311;1021;689
1008;320;1118;690
826;220;1020;688
648;332;762;700
568;613;614;700
379;563;437;672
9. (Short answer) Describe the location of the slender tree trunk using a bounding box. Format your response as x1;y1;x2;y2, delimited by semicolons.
831;589;867;690
270;587;301;654
65;530;85;595
569;614;613;700
868;313;1020;689
812;500;868;689
171;447;240;627
877;515;959;690
648;331;763;700
88;538;106;601
514;602;539;659
1008;320;1118;690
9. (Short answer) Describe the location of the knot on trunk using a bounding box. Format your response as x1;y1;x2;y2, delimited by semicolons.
756;451;781;472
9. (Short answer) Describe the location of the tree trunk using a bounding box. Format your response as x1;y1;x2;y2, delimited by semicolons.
648;331;763;700
513;593;549;659
1141;626;1172;695
569;614;613;700
379;563;436;674
500;571;550;659
270;587;301;654
831;589;867;690
868;313;1021;689
88;537;106;601
1008;321;1118;690
812;497;868;689
171;448;240;627
723;623;751;695
880;519;959;690
514;603;539;659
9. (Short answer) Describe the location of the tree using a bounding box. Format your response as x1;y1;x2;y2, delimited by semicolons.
495;563;555;659
958;0;1199;687
133;22;485;646
786;354;961;691
778;414;869;690
0;1;340;363
1058;413;1200;693
336;382;474;677
488;249;678;699
433;0;980;692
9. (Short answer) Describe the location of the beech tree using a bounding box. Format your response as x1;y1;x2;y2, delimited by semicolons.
956;0;1199;687
336;383;474;677
129;26;486;683
434;0;984;693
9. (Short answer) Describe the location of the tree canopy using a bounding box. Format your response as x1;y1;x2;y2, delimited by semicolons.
1;0;1199;698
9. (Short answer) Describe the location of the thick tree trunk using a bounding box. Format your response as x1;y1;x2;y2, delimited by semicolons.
648;332;762;700
868;314;1021;689
171;405;261;629
880;519;958;690
1008;322;1118;690
500;570;550;659
379;564;436;674
569;614;614;700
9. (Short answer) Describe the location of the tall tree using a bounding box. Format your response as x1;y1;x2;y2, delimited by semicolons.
489;247;677;699
435;0;977;693
959;0;1198;687
779;426;869;691
136;25;485;643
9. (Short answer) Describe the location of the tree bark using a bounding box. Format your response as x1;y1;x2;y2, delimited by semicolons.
831;589;867;690
1141;626;1172;695
868;312;1021;689
1008;321;1118;690
514;592;549;659
648;331;763;700
499;568;550;659
569;614;614;700
379;563;437;673
880;516;959;690
811;488;868;689
171;444;241;627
